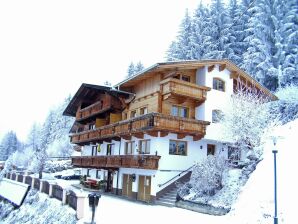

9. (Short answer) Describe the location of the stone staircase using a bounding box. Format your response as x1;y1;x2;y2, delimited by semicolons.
155;172;191;207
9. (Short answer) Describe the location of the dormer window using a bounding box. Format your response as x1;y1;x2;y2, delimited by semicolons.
213;78;225;92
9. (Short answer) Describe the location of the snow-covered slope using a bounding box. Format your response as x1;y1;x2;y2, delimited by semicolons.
0;190;76;224
226;119;298;223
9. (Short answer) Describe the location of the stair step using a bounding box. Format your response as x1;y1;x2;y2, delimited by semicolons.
161;195;176;200
156;200;175;207
158;198;176;203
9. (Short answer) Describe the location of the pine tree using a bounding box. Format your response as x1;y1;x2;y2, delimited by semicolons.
167;9;194;60
135;62;144;73
0;131;19;160
205;0;230;59
127;62;135;78
191;1;212;60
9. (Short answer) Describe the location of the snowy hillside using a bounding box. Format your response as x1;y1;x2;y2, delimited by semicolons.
226;118;298;223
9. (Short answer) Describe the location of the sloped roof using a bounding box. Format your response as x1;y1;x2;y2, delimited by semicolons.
63;83;132;117
114;59;277;100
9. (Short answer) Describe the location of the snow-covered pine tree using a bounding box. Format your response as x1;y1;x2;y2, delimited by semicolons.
0;131;19;160
280;0;298;87
243;0;286;91
191;1;212;60
127;62;135;78
167;9;193;60
204;0;230;59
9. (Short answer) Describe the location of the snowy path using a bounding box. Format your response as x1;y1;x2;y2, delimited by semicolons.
79;194;226;224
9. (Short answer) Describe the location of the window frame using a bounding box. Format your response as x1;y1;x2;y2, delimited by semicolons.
130;110;137;118
139;139;150;154
91;145;98;156
171;105;189;118
212;109;223;123
169;140;187;156
140;106;148;115
213;77;225;92
207;144;216;156
106;143;115;155
125;141;135;155
96;170;101;179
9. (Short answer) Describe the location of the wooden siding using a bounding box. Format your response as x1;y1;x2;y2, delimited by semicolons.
72;155;161;170
70;113;210;144
133;74;161;98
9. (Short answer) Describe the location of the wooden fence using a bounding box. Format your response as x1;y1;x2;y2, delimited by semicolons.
34;178;40;190
11;173;16;180
42;181;50;194
25;176;32;185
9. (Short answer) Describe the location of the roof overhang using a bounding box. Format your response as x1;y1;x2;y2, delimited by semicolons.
63;83;133;117
114;59;277;101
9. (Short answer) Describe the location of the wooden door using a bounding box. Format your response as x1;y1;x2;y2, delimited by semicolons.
138;175;151;202
122;174;133;198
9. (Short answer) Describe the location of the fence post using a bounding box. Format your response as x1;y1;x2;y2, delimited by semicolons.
62;189;67;205
23;175;27;183
40;180;43;192
49;183;54;198
15;174;18;181
31;177;35;187
76;194;87;220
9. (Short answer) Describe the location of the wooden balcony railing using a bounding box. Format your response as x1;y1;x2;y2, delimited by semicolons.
70;113;210;144
160;78;210;102
71;155;161;170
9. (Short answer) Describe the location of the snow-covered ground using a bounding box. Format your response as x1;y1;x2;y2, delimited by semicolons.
79;119;297;224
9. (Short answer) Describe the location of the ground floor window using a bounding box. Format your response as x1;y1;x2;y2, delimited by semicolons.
107;144;115;155
96;170;101;179
169;140;187;156
87;169;91;177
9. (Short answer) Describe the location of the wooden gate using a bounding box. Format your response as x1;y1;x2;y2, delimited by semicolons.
138;175;151;202
122;174;133;198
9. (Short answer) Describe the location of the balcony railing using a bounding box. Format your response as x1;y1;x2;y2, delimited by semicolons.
71;155;161;170
160;78;210;102
70;113;210;144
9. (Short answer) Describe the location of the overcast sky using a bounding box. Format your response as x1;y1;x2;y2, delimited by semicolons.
0;0;208;141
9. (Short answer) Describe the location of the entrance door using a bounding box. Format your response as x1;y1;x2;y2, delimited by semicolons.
106;170;113;192
122;174;133;198
138;175;151;202
207;144;216;155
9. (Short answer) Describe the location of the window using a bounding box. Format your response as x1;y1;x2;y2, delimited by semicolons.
96;170;101;179
123;112;128;120
87;169;91;177
140;107;148;115
139;140;150;154
91;145;98;156
89;124;95;130
125;141;135;155
106;144;114;155
207;144;216;155
181;75;190;82
130;110;137;118
169;140;187;156
171;105;189;118
213;78;225;92
228;146;241;161
212;110;223;123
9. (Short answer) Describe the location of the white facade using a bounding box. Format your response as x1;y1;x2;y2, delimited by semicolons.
79;63;241;200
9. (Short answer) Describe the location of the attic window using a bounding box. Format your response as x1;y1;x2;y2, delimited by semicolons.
213;78;225;92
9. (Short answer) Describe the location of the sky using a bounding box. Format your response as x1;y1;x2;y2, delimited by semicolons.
0;0;209;142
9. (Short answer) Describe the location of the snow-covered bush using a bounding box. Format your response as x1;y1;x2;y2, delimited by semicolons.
189;155;226;196
270;85;298;124
218;84;275;156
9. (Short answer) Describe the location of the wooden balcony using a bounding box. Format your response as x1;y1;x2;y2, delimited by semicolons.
75;95;123;123
71;155;161;170
160;78;210;104
70;113;210;144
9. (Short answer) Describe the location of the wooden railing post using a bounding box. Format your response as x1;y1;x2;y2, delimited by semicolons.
40;180;43;192
49;183;54;197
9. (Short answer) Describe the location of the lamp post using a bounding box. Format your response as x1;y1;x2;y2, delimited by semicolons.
272;138;278;224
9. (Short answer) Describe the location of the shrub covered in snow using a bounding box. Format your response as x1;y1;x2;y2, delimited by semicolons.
270;85;298;124
188;155;226;197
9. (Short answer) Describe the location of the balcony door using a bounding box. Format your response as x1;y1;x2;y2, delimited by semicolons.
122;174;133;198
137;175;151;202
